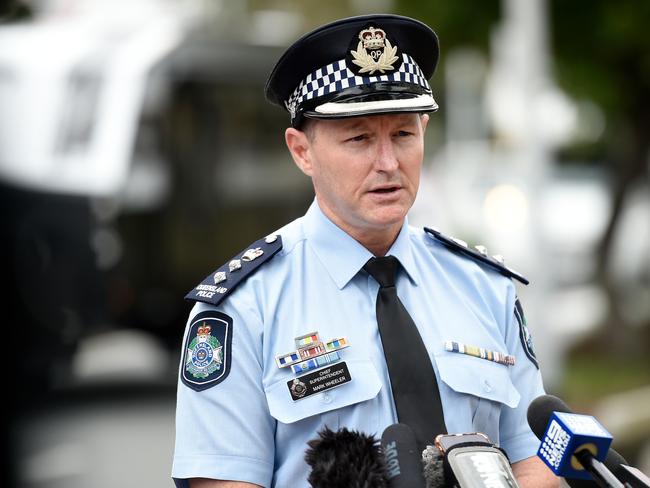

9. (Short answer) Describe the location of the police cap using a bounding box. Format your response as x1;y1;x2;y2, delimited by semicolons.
265;14;439;127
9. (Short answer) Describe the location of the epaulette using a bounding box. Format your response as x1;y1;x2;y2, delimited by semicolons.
424;227;529;285
185;233;283;306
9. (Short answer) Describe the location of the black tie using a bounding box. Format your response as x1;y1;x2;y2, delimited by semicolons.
364;256;447;450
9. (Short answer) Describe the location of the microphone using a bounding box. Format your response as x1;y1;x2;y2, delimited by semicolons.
527;395;650;488
421;445;447;487
425;433;519;487
380;423;426;487
305;426;388;488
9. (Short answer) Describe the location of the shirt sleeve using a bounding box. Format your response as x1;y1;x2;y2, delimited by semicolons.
499;285;546;463
172;298;276;487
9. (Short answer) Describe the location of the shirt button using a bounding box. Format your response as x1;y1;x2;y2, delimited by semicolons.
483;380;492;392
322;393;332;404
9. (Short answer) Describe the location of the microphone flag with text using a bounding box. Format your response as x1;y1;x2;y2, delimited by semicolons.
527;394;650;488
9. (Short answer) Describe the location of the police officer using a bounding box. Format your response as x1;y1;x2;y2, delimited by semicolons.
172;14;558;488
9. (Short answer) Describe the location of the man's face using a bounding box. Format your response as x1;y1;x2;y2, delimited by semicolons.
290;113;428;239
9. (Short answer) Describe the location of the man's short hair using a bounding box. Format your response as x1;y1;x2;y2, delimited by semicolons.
300;117;318;142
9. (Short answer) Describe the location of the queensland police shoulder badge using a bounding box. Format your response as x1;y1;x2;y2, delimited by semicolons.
181;310;233;391
514;297;538;369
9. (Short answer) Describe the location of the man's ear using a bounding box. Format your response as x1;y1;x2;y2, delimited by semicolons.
285;127;313;177
420;113;429;133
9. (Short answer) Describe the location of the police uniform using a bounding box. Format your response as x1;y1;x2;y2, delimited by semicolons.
172;14;545;488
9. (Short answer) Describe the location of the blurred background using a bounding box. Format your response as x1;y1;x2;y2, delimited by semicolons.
1;0;648;486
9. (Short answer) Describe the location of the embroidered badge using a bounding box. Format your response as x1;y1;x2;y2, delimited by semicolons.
514;297;538;369
347;25;402;76
181;311;233;391
194;284;228;300
444;341;515;366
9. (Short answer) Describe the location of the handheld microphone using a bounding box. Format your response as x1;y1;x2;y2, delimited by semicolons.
380;423;426;488
427;433;519;487
527;395;650;488
305;426;388;488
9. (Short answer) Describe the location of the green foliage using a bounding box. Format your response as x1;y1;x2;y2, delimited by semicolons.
550;0;650;117
395;0;500;51
393;0;500;115
559;353;650;408
0;0;33;22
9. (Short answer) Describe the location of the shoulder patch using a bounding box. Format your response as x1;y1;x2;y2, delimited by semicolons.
181;310;233;391
185;234;283;306
514;297;539;369
424;227;529;285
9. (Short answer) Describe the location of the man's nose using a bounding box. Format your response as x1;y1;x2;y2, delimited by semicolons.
373;135;399;171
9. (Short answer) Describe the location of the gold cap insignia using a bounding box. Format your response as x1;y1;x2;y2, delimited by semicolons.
349;26;400;75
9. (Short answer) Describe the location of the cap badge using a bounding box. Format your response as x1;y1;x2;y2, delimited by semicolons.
349;26;399;75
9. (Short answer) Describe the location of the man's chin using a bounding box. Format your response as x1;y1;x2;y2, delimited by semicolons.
363;207;410;230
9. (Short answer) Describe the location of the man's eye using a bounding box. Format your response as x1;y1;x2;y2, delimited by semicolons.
396;130;414;137
346;134;368;142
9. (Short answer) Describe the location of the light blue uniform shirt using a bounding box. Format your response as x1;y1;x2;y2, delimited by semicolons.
172;200;545;487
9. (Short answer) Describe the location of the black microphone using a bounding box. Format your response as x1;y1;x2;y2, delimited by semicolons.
527;394;650;488
305;426;388;488
425;433;519;487
380;423;426;488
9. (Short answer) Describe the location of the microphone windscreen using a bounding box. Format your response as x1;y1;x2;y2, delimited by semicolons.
305;427;387;488
527;394;572;440
421;445;446;488
381;423;426;488
527;395;632;487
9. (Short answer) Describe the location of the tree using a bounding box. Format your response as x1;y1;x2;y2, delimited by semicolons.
551;0;650;349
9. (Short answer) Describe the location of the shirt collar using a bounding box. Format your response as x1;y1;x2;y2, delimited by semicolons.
303;199;419;289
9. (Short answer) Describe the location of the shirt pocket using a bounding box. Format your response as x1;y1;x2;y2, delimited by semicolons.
435;352;520;444
264;358;382;425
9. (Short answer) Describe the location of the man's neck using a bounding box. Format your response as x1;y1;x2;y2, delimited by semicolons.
316;201;404;257
346;223;402;257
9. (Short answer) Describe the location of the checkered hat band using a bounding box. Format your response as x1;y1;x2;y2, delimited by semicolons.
285;53;431;117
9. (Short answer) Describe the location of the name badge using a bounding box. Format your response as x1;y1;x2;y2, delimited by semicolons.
287;361;352;401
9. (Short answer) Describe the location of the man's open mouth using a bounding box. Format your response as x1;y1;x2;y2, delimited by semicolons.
371;186;400;193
